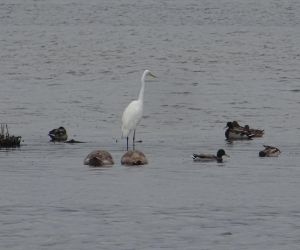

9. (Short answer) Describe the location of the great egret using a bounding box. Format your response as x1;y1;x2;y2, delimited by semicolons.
121;70;156;151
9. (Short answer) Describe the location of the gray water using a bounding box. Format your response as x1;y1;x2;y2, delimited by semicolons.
0;0;300;249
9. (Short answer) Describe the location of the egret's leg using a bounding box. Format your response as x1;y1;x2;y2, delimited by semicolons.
126;137;129;151
133;130;136;150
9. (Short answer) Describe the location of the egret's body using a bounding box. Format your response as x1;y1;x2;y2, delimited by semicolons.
122;99;143;138
122;70;156;150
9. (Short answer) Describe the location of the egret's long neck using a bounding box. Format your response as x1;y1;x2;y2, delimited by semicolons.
138;72;146;101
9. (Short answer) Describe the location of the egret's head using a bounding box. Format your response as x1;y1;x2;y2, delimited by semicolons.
144;70;157;79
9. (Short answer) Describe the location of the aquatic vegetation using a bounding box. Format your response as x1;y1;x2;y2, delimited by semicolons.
0;124;21;148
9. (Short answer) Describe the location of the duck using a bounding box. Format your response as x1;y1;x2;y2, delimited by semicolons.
259;145;281;157
244;125;264;137
84;150;114;167
48;127;68;142
192;149;229;163
121;150;148;166
232;121;264;137
225;122;254;140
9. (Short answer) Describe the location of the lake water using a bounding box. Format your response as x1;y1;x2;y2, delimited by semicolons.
0;0;300;249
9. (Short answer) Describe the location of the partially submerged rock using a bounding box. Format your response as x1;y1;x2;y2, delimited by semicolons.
0;124;21;148
121;150;148;166
84;150;114;167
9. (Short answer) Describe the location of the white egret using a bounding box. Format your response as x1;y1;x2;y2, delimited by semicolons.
121;70;156;151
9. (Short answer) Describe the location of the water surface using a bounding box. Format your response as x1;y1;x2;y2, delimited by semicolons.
0;1;300;249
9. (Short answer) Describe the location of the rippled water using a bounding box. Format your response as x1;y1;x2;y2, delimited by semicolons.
0;1;300;249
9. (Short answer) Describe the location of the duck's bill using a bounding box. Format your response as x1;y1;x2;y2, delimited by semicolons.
224;154;230;158
149;72;157;78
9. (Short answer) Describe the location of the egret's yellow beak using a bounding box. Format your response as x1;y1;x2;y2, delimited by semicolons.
149;72;157;78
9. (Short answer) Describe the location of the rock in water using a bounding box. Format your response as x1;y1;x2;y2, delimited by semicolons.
84;150;114;167
121;150;148;166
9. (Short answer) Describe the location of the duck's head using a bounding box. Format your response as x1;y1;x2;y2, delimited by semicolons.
232;121;240;127
259;150;266;157
217;149;230;158
225;122;233;129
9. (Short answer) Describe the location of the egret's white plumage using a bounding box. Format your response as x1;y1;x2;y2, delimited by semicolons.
122;70;156;150
122;99;143;138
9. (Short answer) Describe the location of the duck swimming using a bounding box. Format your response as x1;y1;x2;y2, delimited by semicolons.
225;122;254;140
232;121;264;138
259;145;281;157
192;149;229;163
48;127;68;142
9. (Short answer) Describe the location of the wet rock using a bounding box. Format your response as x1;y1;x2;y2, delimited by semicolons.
84;150;114;167
121;150;148;166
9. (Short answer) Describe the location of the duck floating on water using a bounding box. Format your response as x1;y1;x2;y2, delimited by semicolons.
232;121;264;138
121;150;148;166
225;122;254;140
48;127;68;142
259;145;281;157
84;150;114;167
192;149;229;163
49;127;85;143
